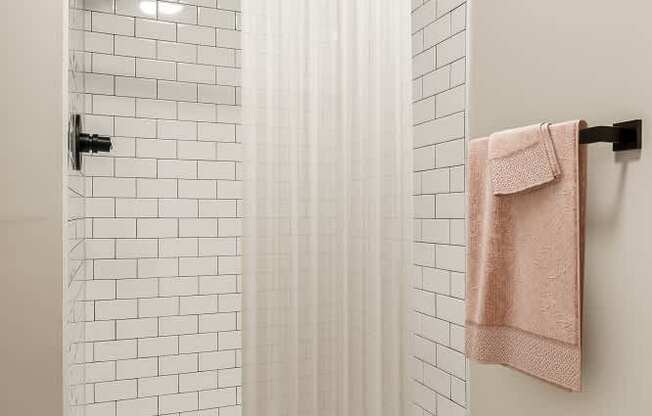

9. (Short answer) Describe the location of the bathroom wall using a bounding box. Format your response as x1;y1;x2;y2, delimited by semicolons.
66;2;90;414
75;0;243;414
411;1;467;415
0;1;66;415
468;1;652;414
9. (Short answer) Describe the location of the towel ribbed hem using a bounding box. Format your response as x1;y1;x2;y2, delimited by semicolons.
466;322;581;391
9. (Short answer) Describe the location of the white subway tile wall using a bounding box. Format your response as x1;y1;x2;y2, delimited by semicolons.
67;2;90;414
411;1;466;416
73;0;242;414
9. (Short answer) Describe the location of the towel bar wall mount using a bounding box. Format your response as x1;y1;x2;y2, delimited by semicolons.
579;119;642;151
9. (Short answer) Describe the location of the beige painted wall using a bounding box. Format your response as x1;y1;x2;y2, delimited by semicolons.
467;0;652;414
0;1;66;415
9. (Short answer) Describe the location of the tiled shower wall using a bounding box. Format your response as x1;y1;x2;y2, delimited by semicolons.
411;1;467;415
73;0;243;414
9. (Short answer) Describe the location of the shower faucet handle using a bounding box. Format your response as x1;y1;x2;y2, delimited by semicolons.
69;114;113;171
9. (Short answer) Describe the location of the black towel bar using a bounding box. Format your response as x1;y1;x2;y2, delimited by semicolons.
579;119;642;151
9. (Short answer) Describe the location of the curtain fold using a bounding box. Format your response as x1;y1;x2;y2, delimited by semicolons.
241;1;412;415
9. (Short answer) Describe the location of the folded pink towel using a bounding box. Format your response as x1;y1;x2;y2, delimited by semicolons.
489;123;561;195
466;120;586;391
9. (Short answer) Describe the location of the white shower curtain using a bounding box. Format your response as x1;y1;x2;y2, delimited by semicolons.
241;1;412;415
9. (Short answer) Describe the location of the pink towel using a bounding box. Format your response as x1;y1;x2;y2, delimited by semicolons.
466;120;586;391
489;123;561;195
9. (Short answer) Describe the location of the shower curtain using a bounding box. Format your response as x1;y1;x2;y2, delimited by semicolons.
241;1;412;415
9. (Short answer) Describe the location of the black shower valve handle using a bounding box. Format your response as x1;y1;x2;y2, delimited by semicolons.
69;113;113;170
79;133;113;154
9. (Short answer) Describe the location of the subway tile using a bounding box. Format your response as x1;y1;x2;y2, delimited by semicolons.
138;336;179;357
179;257;218;276
160;277;197;298
414;111;465;147
437;344;466;378
137;217;179;238
199;275;236;295
117;279;158;299
159;353;198;375
159;392;198;413
115;35;157;58
94;339;138;361
217;256;240;275
158;2;197;24
93;95;135;116
93;218;137;238
437;31;465;68
115;116;157;138
178;140;216;159
115;76;158;98
436;193;465;218
93;53;136;76
136;18;176;41
137;58;177;80
95;299;138;319
136;98;178;119
116;397;158;416
423;14;451;49
160;315;198;336
85;31;114;54
197;46;235;66
158;120;198;140
217;367;240;386
436;85;465;117
158;40;197;63
217;0;240;11
159;199;199;217
83;156;114;176
136;138;177;158
116;239;158;258
199;312;236;332
117;317;158;339
159;238;199;258
178;24;215;46
198;84;235;104
179;179;217;198
85;321;116;342
198;122;236;142
198;7;235;28
136;178;178;198
412;0;436;33
413;48;435;79
116;0;155;18
179;333;218;353
178;63;216;84
436;244;466;272
115;157;157;177
158;160;198;179
138;258;179;278
115;198;158;217
158;80;198;101
92;12;135;36
179;370;217;392
85;73;115;94
198;350;235;371
139;297;180;317
138;374;179;397
179;102;217;122
116;357;158;380
421;168;449;194
216;29;240;49
422;66;450;97
94;379;137;402
180;218;218;237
